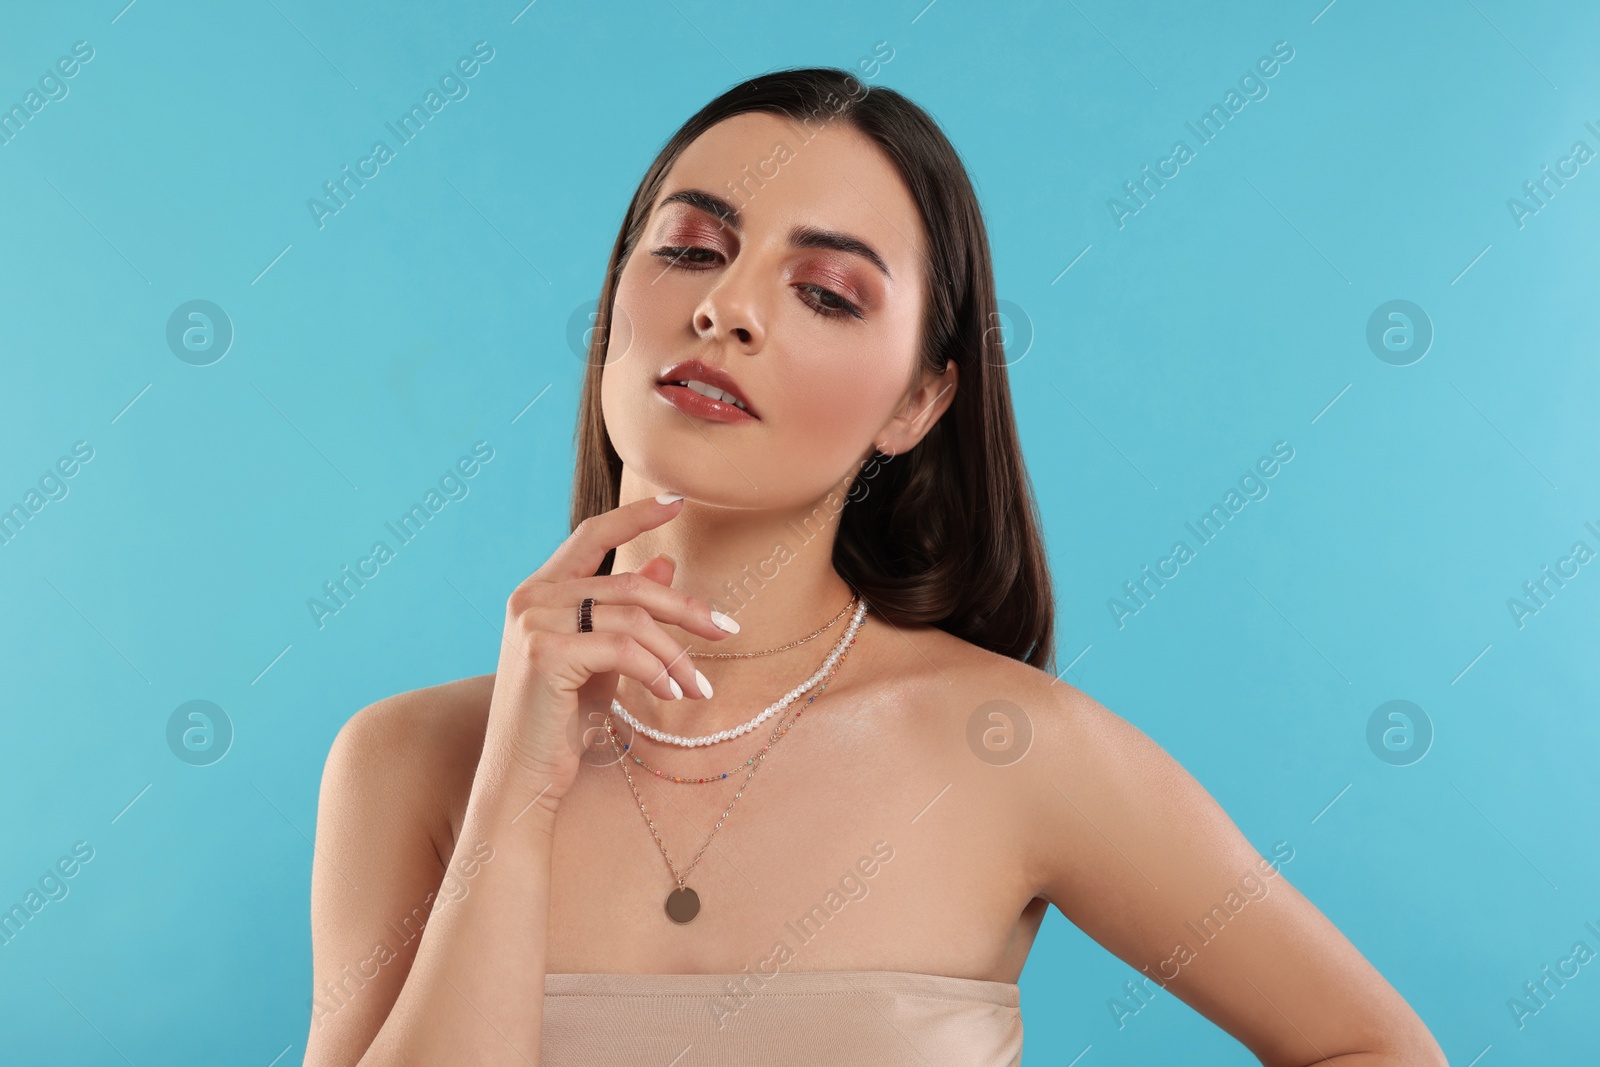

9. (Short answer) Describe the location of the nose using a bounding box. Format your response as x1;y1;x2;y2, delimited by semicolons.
693;267;764;351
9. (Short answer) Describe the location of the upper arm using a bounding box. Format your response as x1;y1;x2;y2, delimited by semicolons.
1023;683;1445;1067
304;692;454;1067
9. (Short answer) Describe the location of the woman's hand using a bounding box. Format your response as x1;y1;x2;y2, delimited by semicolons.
480;492;739;815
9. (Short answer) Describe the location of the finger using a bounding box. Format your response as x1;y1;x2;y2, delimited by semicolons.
532;494;686;588
534;630;685;704
634;555;675;587
532;571;738;644
569;603;706;699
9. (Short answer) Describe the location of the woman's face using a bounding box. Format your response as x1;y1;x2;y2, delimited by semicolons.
601;110;953;510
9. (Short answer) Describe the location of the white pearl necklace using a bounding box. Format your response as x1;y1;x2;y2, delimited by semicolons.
611;598;870;748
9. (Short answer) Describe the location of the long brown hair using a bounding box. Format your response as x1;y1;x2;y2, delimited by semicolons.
571;67;1056;674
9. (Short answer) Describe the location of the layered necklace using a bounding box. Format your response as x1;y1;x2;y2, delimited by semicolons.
608;595;867;748
604;592;869;923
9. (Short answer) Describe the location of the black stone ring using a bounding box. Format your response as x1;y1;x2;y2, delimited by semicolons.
578;598;596;633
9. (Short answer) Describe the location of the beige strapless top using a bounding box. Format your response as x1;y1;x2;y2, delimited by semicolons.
541;969;1023;1066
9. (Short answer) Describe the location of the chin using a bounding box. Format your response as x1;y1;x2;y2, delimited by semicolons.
609;433;752;512
603;385;855;512
605;395;755;505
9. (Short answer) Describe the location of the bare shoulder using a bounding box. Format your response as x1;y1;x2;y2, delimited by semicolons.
305;675;497;1065
913;634;1448;1064
872;623;1162;876
888;627;1273;910
324;673;496;865
874;620;1111;756
921;646;1446;1062
330;672;495;779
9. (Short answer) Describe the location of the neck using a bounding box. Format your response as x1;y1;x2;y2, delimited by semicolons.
610;466;861;740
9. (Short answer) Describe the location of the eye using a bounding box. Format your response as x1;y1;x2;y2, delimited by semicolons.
650;246;864;321
650;245;721;269
796;283;864;321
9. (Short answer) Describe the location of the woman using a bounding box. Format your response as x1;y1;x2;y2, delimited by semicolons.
305;67;1447;1066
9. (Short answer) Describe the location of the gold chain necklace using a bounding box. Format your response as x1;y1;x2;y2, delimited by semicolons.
605;612;865;924
686;593;855;659
610;597;867;748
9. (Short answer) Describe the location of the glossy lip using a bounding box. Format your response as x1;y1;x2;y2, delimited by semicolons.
654;382;759;424
655;359;760;420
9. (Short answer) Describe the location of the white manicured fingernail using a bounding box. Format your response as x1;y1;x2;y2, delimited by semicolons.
668;677;684;700
695;669;713;698
656;492;685;504
711;611;740;633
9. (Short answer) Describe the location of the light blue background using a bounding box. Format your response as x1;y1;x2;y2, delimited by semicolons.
2;1;1596;1064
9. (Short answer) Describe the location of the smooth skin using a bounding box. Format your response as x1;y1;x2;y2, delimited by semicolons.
306;112;1448;1066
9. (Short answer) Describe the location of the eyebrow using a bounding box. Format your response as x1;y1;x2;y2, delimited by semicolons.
656;188;893;281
